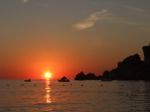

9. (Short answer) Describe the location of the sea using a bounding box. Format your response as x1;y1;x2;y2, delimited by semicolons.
0;80;150;112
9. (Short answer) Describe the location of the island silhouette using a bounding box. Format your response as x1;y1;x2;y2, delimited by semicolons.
74;44;150;81
58;76;70;82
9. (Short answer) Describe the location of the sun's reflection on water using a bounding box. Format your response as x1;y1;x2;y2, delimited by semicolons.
45;79;52;103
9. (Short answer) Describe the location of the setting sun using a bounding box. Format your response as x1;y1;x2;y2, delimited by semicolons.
44;72;52;79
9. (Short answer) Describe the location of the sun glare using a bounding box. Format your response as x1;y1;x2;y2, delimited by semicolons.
44;72;52;80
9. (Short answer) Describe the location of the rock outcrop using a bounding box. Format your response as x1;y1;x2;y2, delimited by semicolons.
58;76;70;82
74;44;150;81
74;72;98;80
101;45;150;80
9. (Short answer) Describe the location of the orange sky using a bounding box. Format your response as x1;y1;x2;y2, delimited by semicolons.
0;0;150;79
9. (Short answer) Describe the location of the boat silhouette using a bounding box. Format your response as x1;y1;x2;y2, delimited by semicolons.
24;79;31;82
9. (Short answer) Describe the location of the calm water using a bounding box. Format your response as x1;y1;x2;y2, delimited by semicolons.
0;80;150;112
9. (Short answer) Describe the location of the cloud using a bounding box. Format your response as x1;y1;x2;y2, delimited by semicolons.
74;9;112;30
73;8;150;32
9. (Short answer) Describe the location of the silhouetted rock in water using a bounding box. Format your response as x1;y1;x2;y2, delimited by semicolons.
74;72;86;80
117;54;142;68
143;45;150;63
74;72;98;80
101;44;150;80
24;79;31;82
101;70;112;81
58;76;70;82
86;73;98;80
73;45;150;81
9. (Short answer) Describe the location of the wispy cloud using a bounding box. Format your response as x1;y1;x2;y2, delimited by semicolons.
74;9;112;30
73;8;150;32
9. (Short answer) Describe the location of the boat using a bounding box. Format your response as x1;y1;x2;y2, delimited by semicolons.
24;79;31;82
58;76;70;82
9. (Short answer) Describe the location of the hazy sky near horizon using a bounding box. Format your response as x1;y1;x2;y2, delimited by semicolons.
0;0;150;79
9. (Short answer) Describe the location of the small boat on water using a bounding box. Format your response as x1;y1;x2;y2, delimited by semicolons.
58;76;70;82
24;79;31;82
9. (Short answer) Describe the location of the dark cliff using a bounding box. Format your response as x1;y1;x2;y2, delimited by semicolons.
101;45;150;80
74;45;150;81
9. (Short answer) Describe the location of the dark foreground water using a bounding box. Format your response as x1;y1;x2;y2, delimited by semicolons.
0;80;150;112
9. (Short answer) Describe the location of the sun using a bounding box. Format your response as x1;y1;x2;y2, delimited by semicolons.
44;71;52;80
